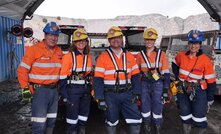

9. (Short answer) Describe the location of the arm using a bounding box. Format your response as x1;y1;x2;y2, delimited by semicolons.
59;53;72;99
130;53;142;95
161;52;170;89
172;52;182;80
204;57;216;101
93;54;105;100
17;46;35;88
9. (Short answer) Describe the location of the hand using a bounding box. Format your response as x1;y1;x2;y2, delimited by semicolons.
22;87;32;103
131;94;140;104
162;88;170;104
59;88;68;102
98;100;107;111
207;100;214;113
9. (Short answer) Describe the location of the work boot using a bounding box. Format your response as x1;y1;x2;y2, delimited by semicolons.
183;124;192;134
67;130;77;134
196;128;206;134
129;124;140;134
153;125;161;134
106;126;117;134
143;123;151;134
78;126;86;134
45;128;53;134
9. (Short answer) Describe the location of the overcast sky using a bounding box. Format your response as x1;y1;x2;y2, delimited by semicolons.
35;0;207;19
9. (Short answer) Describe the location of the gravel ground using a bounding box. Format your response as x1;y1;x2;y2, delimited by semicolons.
0;79;220;134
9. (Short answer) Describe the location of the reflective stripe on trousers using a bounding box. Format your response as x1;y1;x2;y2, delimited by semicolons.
141;79;163;125
104;91;142;127
31;87;58;134
66;84;91;131
176;87;208;128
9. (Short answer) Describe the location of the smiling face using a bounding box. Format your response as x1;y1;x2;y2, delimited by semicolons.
145;39;156;49
108;36;123;49
44;34;59;48
188;42;201;54
75;39;88;51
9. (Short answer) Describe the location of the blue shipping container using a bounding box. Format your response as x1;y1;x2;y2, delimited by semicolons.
0;16;24;82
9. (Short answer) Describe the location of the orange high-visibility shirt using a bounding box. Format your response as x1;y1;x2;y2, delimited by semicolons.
60;51;93;84
17;41;62;88
175;51;216;84
94;50;139;85
136;48;169;75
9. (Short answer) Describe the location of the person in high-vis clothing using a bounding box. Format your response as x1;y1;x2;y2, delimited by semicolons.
172;30;216;134
17;22;62;134
59;28;93;134
93;26;142;134
136;28;170;134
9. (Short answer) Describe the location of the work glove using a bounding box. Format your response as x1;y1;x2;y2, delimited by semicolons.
22;87;32;103
131;94;140;104
162;88;170;104
97;99;107;111
207;100;214;113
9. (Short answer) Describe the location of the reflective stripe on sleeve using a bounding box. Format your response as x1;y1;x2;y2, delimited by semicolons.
60;75;67;79
132;64;138;71
20;62;31;70
204;73;216;79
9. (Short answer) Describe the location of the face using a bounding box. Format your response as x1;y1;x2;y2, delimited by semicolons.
188;42;201;54
108;36;123;48
44;34;59;47
145;39;156;49
75;39;88;51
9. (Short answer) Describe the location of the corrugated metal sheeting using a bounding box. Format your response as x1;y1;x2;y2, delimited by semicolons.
0;16;24;82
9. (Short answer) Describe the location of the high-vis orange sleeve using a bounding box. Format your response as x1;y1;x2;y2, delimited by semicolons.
18;46;36;88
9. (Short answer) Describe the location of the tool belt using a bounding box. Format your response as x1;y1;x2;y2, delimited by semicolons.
31;83;58;89
183;80;200;93
104;84;132;93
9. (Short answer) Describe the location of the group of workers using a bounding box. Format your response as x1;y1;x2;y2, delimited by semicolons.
17;21;216;134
